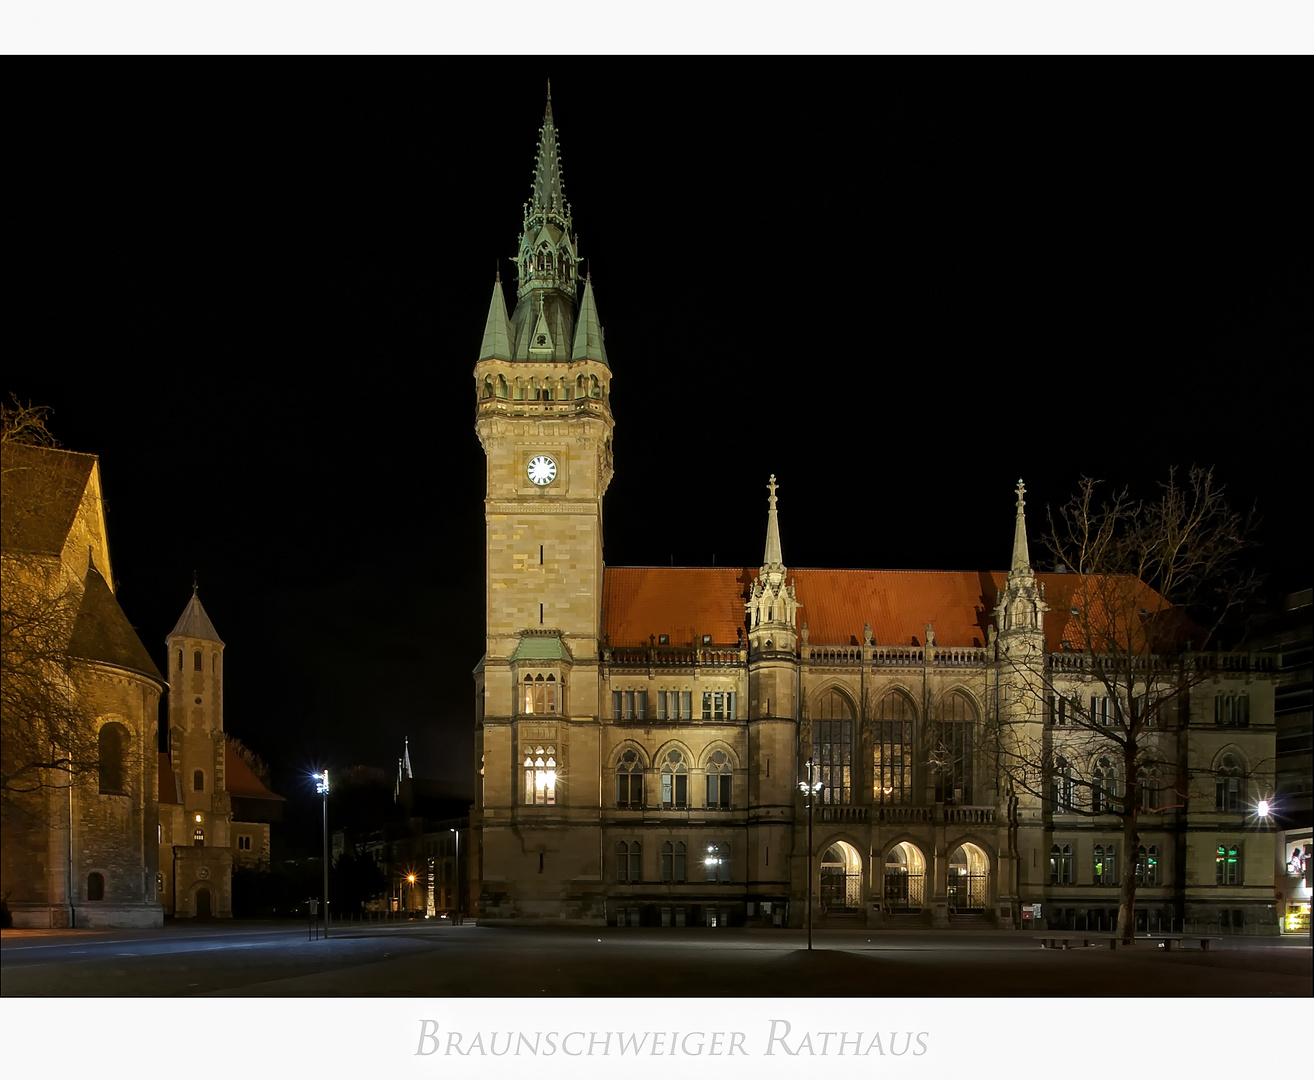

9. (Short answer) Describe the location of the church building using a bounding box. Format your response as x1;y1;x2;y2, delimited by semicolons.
470;93;1278;933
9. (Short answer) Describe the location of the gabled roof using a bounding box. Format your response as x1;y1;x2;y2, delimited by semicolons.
224;743;283;802
169;589;223;645
0;442;97;558
158;753;181;805
68;562;164;681
601;566;1169;653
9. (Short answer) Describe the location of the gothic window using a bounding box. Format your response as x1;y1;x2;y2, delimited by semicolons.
615;748;644;808
704;841;730;884
176;649;183;671
661;750;688;809
545;251;553;275
874;691;913;804
496;374;508;399
1214;754;1242;811
701;691;735;720
523;674;557;715
936;691;976;805
194;650;202;672
87;872;105;901
1051;757;1074;811
812;689;853;805
1049;844;1074;884
1215;843;1241;885
616;840;641;884
522;744;557;806
97;722;128;795
661;840;687;883
1214;694;1250;727
1094;844;1117;885
1091;756;1116;813
193;769;204;792
483;376;494;399
1136;845;1159;886
705;750;732;808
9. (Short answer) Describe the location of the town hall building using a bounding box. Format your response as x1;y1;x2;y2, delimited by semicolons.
469;93;1279;934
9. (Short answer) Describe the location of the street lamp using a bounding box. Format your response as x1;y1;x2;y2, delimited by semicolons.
797;758;825;951
451;826;461;924
314;770;330;938
406;873;417;916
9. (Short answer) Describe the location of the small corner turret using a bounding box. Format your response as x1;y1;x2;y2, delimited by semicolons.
747;475;799;650
994;479;1048;648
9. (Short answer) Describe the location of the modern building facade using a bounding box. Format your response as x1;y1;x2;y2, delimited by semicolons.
470;93;1280;933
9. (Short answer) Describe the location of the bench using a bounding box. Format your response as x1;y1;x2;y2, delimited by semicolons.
1139;934;1220;951
1037;934;1220;951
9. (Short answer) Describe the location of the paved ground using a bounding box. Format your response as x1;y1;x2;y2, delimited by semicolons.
1;921;1310;997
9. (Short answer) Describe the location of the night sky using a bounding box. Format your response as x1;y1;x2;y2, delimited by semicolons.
7;65;1309;832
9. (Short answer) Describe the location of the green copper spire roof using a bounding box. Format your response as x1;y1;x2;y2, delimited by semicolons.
570;276;609;366
479;270;514;361
529;81;567;215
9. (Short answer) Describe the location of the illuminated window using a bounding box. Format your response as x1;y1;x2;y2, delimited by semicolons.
704;841;730;884
193;769;204;792
616;840;641;883
661;750;688;809
705;750;732;808
874;692;913;805
1216;843;1241;885
1214;754;1242;811
612;689;645;720
1090;695;1112;726
813;689;853;805
1135;845;1159;886
661;840;687;883
98;722;128;795
615;748;644;808
522;744;556;806
1049;844;1073;884
936;692;976;805
655;691;692;720
193;828;205;846
87;872;105;901
523;674;557;715
1093;844;1117;885
193;650;202;672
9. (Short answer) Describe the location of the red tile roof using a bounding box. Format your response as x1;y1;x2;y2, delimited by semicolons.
158;753;181;805
601;566;1169;653
224;743;283;802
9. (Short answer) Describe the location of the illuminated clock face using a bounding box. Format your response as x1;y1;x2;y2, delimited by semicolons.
527;455;557;486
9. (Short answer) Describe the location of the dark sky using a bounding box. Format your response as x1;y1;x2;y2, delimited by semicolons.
6;64;1309;821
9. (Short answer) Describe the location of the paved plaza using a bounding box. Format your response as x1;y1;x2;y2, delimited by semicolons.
2;921;1310;996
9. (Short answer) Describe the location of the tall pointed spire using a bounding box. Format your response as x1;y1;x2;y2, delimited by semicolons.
763;474;784;571
529;84;567;216
402;737;413;779
570;276;609;366
478;272;514;362
1011;478;1031;573
169;585;224;645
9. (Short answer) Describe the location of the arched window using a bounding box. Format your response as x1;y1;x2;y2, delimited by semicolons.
704;841;730;884
1094;844;1117;885
87;872;105;901
661;750;688;809
615;749;644;808
936;691;977;804
193;650;202;672
193;828;205;846
193;769;205;792
1091;756;1116;813
523;674;557;715
874;691;913;804
660;840;686;883
616;840;641;883
812;689;853;804
522;744;557;806
496;374;508;399
705;750;732;809
176;649;183;671
1051;757;1074;811
1215;754;1242;811
1136;845;1159;886
1049;844;1074;884
98;722;128;795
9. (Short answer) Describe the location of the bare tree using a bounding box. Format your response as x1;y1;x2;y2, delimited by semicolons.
991;467;1261;943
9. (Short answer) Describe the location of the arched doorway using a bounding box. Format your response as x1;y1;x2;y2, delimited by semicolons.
947;843;989;914
195;887;212;919
883;842;927;911
819;841;862;914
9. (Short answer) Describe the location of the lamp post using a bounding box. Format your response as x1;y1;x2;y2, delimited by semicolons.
451;826;461;924
797;758;824;951
314;770;330;938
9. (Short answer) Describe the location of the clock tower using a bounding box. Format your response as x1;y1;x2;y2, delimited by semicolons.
472;87;614;920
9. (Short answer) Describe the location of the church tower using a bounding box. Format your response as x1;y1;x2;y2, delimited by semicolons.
472;88;614;920
161;586;232;918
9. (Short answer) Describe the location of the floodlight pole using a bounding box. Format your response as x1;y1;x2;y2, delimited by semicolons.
316;771;330;939
798;758;824;951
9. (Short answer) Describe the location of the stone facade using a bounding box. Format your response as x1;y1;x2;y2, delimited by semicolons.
470;95;1279;934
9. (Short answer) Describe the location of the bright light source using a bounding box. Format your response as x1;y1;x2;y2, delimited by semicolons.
1257;799;1270;818
195;814;203;823
314;770;330;796
408;874;416;883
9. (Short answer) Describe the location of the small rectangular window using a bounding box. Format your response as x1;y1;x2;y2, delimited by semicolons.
680;691;692;719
